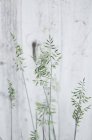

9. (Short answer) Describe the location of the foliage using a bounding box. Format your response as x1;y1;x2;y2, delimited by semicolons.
16;45;25;71
34;35;61;86
72;78;91;126
34;35;61;140
11;33;35;131
36;101;55;126
30;130;39;140
11;33;25;71
8;80;15;101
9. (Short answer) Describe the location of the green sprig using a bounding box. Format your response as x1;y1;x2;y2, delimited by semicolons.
8;80;15;101
72;78;91;126
72;78;91;140
34;35;61;140
30;130;39;140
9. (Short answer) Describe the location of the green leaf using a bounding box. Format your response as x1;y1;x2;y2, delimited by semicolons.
71;78;91;126
30;130;39;140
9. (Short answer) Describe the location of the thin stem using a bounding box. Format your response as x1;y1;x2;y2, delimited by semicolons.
36;112;38;140
36;112;38;130
21;131;24;140
48;45;52;140
22;71;35;130
42;127;46;140
52;127;56;140
74;122;77;140
10;99;12;140
42;113;46;140
42;118;46;140
43;86;56;140
73;95;81;140
42;115;45;140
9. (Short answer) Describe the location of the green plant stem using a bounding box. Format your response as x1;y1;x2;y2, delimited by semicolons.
42;126;45;140
21;131;24;140
73;97;81;140
42;127;46;140
42;114;47;140
36;112;38;130
42;113;45;140
52;127;56;140
11;100;13;140
43;86;56;140
22;71;35;130
36;112;38;140
75;87;83;139
42;120;45;140
48;46;52;140
74;122;77;140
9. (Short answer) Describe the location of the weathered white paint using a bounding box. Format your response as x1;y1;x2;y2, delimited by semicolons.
60;0;92;140
0;0;92;140
0;0;22;140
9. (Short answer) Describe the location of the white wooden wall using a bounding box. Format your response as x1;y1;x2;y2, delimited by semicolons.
0;0;92;140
